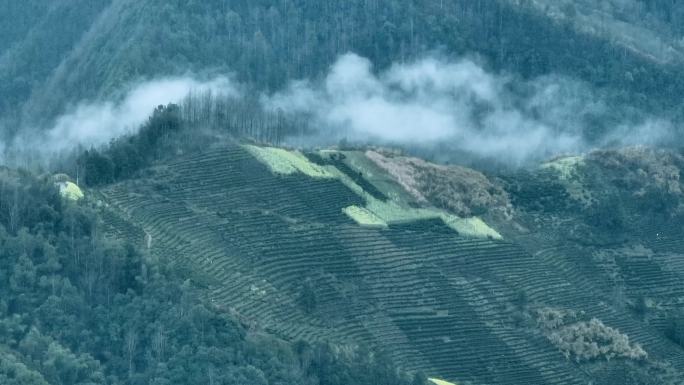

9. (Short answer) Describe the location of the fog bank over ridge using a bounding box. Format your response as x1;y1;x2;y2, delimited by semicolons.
6;53;674;166
266;53;673;164
8;76;238;162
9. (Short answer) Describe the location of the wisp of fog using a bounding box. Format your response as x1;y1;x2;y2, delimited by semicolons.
6;53;673;167
9;76;238;163
265;53;672;164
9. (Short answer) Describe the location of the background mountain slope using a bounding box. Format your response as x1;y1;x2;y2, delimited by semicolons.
525;0;684;64
2;0;684;139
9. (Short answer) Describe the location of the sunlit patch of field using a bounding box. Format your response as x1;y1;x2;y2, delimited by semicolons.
59;181;85;201
428;378;457;385
342;205;387;227
243;144;334;178
442;215;502;240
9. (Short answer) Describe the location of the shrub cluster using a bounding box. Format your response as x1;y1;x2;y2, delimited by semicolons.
535;308;648;362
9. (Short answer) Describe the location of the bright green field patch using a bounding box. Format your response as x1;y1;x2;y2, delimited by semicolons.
365;197;501;239
338;170;502;239
59;181;85;201
365;197;433;223
441;215;503;240
428;378;458;385
244;145;334;178
342;205;387;227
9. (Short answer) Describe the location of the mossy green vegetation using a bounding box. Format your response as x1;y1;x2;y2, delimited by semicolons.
59;181;84;201
541;155;593;205
541;156;585;180
342;205;388;227
0;346;50;385
442;215;503;240
428;378;458;385
244;144;334;178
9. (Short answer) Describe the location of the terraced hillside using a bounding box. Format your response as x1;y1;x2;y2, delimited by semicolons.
96;143;684;384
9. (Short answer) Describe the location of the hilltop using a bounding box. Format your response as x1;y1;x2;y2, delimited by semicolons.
80;137;684;385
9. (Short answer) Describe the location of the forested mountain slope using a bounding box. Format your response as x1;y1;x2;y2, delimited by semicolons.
80;125;684;385
2;0;684;135
0;0;110;132
525;0;684;64
0;166;422;385
4;1;684;384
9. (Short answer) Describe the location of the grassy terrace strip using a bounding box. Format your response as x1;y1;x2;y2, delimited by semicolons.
428;378;458;385
243;144;335;178
343;205;388;227
442;216;503;240
245;145;502;239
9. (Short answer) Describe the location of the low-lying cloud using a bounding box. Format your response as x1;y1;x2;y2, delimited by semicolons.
11;76;238;162
4;52;674;167
265;53;672;164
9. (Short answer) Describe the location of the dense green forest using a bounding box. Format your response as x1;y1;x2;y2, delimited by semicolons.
2;0;684;142
572;0;684;36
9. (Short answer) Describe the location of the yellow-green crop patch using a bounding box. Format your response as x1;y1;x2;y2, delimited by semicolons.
59;181;85;201
244;145;334;178
428;378;458;385
342;205;387;227
441;215;502;240
364;197;433;223
365;197;501;239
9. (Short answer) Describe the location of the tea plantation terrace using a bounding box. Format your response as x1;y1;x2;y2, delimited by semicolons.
96;143;684;385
